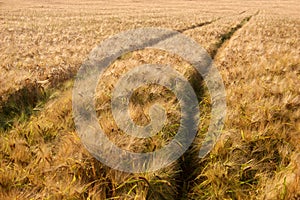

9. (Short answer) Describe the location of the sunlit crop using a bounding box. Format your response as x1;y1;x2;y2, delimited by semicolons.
0;0;299;199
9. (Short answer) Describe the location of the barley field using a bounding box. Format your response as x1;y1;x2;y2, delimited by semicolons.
0;0;299;199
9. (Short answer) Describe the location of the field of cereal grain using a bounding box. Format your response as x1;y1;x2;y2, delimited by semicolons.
0;0;299;199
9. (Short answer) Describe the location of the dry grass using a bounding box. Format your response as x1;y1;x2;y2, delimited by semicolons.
0;0;299;199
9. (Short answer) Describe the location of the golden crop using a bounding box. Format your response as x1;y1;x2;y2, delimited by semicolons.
0;0;299;199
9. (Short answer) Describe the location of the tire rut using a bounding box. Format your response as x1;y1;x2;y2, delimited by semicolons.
211;11;259;59
0;68;77;131
175;11;259;200
177;18;219;33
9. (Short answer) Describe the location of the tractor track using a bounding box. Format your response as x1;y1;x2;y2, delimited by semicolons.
211;10;260;59
175;11;259;200
177;18;218;33
0;67;77;130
